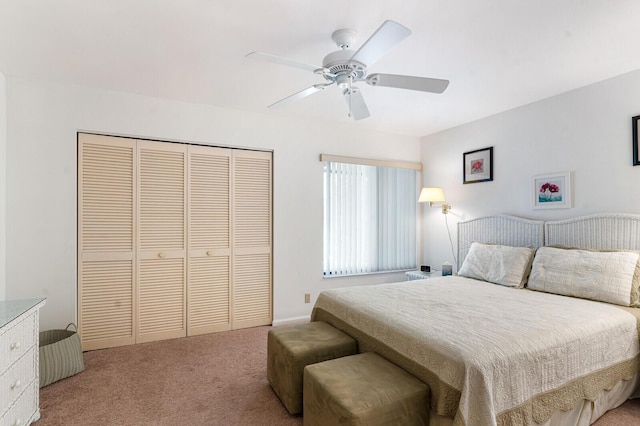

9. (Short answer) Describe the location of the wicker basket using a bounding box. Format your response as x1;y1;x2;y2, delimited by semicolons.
39;323;85;387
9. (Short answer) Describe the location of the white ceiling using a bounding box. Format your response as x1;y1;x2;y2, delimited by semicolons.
1;0;639;137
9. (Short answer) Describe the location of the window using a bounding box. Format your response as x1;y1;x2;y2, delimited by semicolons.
322;155;419;276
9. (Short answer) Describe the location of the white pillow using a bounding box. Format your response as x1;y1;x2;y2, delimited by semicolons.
527;246;639;306
458;242;536;288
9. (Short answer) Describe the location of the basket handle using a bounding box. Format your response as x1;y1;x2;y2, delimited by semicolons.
65;323;78;332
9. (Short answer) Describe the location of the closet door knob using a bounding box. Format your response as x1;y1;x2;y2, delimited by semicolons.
11;380;21;389
11;418;22;426
10;341;21;350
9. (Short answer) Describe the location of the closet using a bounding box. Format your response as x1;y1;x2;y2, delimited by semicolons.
78;133;272;351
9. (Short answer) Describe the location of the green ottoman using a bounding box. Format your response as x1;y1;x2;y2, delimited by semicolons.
303;352;430;425
268;321;357;415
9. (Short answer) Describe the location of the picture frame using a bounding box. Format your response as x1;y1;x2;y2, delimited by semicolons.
463;147;493;184
633;115;639;166
532;172;572;209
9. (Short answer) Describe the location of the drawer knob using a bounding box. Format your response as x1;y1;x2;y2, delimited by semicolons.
10;341;21;350
11;380;21;390
158;252;166;258
206;250;213;256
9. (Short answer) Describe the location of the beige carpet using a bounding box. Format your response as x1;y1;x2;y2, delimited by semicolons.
38;326;639;425
39;326;300;426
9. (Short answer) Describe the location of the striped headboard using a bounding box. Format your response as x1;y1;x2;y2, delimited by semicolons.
545;213;640;250
457;215;544;270
457;213;640;269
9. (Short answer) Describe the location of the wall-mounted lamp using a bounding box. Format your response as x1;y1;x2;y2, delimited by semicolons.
418;187;451;214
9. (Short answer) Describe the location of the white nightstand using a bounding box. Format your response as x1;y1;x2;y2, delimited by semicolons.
405;271;434;281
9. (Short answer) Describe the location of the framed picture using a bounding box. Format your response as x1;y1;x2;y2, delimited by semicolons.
532;172;572;209
463;147;493;184
633;115;639;166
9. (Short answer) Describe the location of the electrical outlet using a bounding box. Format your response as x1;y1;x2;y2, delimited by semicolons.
304;293;311;303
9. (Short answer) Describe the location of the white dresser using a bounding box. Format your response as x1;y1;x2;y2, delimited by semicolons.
0;299;46;426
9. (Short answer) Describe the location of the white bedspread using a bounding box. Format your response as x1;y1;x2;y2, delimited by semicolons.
313;276;640;426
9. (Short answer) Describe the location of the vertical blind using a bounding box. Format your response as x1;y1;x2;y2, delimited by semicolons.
323;160;417;276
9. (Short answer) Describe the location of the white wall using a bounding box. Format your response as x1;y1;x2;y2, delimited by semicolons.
421;69;640;271
0;72;6;300
3;77;419;329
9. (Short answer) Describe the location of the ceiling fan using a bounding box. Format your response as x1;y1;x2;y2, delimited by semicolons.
247;20;449;120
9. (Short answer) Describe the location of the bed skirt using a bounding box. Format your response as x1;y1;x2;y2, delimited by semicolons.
430;373;639;426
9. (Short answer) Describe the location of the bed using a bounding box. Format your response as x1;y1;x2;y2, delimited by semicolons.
311;214;640;426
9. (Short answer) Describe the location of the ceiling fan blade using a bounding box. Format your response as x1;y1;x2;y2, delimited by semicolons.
246;52;328;74
365;73;449;93
349;20;411;67
343;88;370;120
268;83;333;109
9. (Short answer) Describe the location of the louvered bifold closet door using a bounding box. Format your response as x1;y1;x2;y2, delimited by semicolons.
78;134;136;351
137;141;187;343
187;145;232;335
232;150;272;329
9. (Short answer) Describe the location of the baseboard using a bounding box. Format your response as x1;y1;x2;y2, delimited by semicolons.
271;315;310;327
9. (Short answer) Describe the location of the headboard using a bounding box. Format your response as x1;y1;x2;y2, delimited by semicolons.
456;214;640;269
457;215;544;270
545;213;640;250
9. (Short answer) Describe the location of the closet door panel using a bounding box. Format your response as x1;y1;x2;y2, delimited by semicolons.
137;141;187;343
79;259;134;350
232;150;272;329
187;146;232;335
138;144;186;251
189;257;230;334
233;252;271;328
233;153;271;250
189;146;231;251
78;134;135;351
138;257;185;341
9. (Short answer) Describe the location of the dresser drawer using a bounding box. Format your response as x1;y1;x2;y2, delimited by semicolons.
0;315;36;373
0;379;38;426
0;349;36;418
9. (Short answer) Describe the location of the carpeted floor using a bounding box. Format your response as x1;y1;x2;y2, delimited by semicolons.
39;326;300;426
38;326;639;425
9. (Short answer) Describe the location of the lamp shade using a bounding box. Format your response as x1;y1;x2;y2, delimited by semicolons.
418;187;446;203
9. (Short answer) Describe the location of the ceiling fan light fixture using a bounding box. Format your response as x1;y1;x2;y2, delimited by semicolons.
336;75;352;90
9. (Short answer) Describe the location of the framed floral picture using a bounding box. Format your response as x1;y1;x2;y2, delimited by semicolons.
633;115;639;166
532;172;572;209
463;147;493;184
